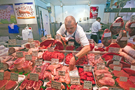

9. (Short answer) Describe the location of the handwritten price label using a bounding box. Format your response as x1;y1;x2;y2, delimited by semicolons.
10;73;18;81
32;51;38;57
113;23;121;27
84;81;92;89
51;58;59;65
130;88;135;90
68;41;74;46
28;38;33;42
120;37;128;41
113;66;121;71
8;39;16;45
130;23;135;27
41;36;46;42
95;54;101;60
30;73;39;81
0;72;4;80
48;47;54;52
58;71;65;76
131;65;135;71
51;81;61;90
36;67;41;72
120;76;128;82
25;55;32;61
83;65;92;72
30;43;35;48
55;35;61;40
104;32;111;37
109;87;123;90
97;63;105;70
69;70;79;76
113;61;120;65
16;52;23;58
108;47;120;53
70;76;80;85
113;55;122;61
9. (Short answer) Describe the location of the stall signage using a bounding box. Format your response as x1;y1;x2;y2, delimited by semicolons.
70;76;80;85
113;66;121;71
30;43;35;48
0;72;4;80
69;70;79;76
113;61;120;65
109;87;123;90
130;88;135;90
25;55;32;61
10;73;18;81
32;51;38;57
104;32;111;37
112;55;122;61
30;73;39;81
51;81;61;90
48;47;54;52
120;76;128;82
51;58;59;65
108;47;120;53
68;41;74;46
83;65;92;72
113;23;121;27
97;63;105;70
36;67;41;72
28;38;33;42
8;39;16;45
84;81;92;89
41;36;46;42
131;65;135;71
58;71;65;76
95;54;101;60
120;37;128;41
130;23;135;27
16;52;23;58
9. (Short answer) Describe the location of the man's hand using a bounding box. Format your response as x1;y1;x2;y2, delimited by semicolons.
69;56;76;71
61;36;67;42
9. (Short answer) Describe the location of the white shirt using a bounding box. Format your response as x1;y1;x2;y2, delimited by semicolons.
91;21;101;35
22;28;33;40
56;24;89;46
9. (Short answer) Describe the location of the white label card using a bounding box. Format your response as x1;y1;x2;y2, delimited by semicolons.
47;34;52;39
69;70;79;76
68;41;74;46
113;66;121;71
130;88;135;90
0;72;4;80
16;52;23;58
83;65;92;72
48;47;54;52
84;81;92;89
109;87;123;90
120;76;128;82
25;55;32;61
113;23;121;26
41;36;46;41
97;63;105;70
30;73;39;81
0;63;3;69
113;55;122;61
120;37;128;41
55;35;61;40
97;74;104;80
131;65;135;71
28;38;33;42
58;71;65;76
30;43;35;48
108;47;120;53
51;81;61;90
95;54;101;60
70;76;80;85
8;39;16;45
51;58;59;65
36;67;41;72
113;61;120;65
130;23;135;28
104;32;111;37
35;59;42;66
10;73;18;81
32;51;38;57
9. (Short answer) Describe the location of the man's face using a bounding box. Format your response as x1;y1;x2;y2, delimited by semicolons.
65;22;77;34
98;19;101;22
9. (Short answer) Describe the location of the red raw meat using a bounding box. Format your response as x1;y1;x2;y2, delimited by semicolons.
66;46;75;50
33;80;43;90
70;85;83;90
129;76;135;83
0;80;8;90
4;71;11;80
95;47;106;51
8;64;16;72
76;46;83;51
101;29;112;47
116;78;135;90
99;87;109;90
112;70;129;78
110;17;124;35
125;20;130;31
106;43;120;51
14;58;25;68
53;40;64;50
22;61;33;73
5;80;17;90
109;63;123;70
123;68;135;76
40;39;54;47
98;77;115;86
127;21;135;36
19;79;28;90
26;80;35;90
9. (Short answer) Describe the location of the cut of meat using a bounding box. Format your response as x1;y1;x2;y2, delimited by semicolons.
66;46;75;50
98;77;115;86
8;64;16;72
106;43;120;51
5;80;17;90
33;80;43;90
109;63;123;70
129;76;135;83
40;39;54;47
22;61;33;73
112;70;129;78
26;80;35;90
128;22;135;36
110;17;124;35
76;47;83;51
0;80;8;90
116;78;135;90
123;68;135;76
19;79;28;90
4;71;11;80
14;58;25;68
99;87;109;90
53;40;64;50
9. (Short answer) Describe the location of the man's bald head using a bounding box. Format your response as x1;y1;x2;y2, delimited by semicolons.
65;16;76;25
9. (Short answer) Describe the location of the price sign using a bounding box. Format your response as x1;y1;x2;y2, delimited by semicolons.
35;59;42;66
68;41;74;46
131;65;135;71
109;87;123;90
130;23;135;27
70;76;80;85
51;81;61;90
113;66;121;71
95;54;101;60
47;34;52;39
113;61;120;65
8;39;16;45
97;74;104;80
108;47;120;53
120;37;128;41
0;72;4;80
83;65;92;72
51;58;59;65
48;47;54;52
36;67;41;72
58;71;65;76
0;63;3;69
30;43;35;48
32;51;38;57
16;52;23;58
97;63;105;70
104;32;111;37
55;35;61;40
25;55;32;61
69;70;79;76
10;73;18;81
112;55;122;61
2;64;8;70
113;23;121;27
28;38;33;42
84;81;92;89
130;88;135;90
120;76;128;82
41;36;46;41
30;73;39;81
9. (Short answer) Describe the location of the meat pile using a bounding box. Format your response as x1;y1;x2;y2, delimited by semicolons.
42;51;64;62
65;53;88;65
25;40;40;49
70;85;83;90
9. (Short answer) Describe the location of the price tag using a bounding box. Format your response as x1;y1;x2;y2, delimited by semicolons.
84;81;92;89
113;61;120;65
109;87;123;90
0;63;3;69
97;74;104;80
113;66;121;71
104;32;111;37
10;73;18;81
51;81;61;90
58;71;65;76
28;38;33;42
120;76;128;82
70;76;80;85
113;23;121;26
130;88;135;90
30;43;35;48
131;65;135;71
120;37;128;41
48;47;54;52
8;39;16;45
69;70;79;76
0;72;4;80
95;54;101;60
108;47;120;53
130;23;135;27
83;65;92;72
2;64;8;70
68;41;74;46
47;34;52;39
30;73;39;81
55;35;61;40
51;58;59;65
97;63;105;70
16;52;23;58
36;67;41;72
41;36;46;41
113;55;122;61
25;55;32;61
35;59;42;66
32;51;38;57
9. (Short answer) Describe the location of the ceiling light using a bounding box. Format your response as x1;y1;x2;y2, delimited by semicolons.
60;2;63;7
88;0;91;6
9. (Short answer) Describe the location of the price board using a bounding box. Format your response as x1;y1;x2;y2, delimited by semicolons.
48;47;54;52
113;23;121;27
36;67;41;72
131;65;135;71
